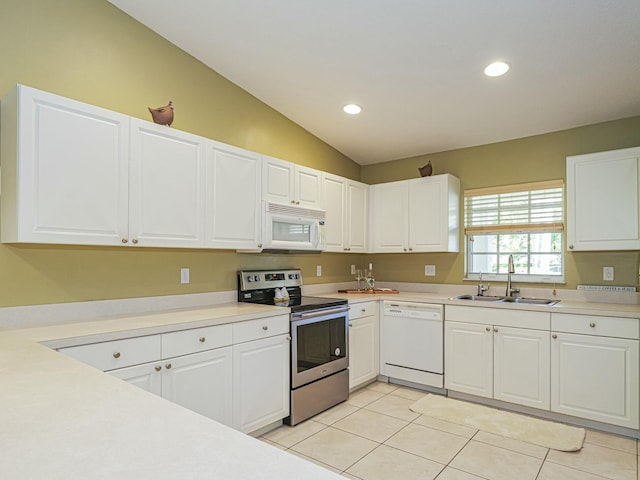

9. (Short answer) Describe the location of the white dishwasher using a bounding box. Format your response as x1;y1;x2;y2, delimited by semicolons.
381;301;444;388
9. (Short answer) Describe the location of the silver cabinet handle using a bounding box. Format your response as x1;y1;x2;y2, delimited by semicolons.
121;238;128;244
258;244;263;248
165;363;172;369
493;327;499;333
568;245;574;250
348;322;353;327
132;239;138;244
262;325;269;331
154;366;162;372
589;322;596;328
113;352;121;359
485;327;491;332
408;248;413;252
286;335;292;341
199;336;206;343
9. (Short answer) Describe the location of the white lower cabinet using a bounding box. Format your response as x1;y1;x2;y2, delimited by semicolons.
348;301;379;390
59;315;290;434
551;313;639;429
445;306;550;410
232;334;290;434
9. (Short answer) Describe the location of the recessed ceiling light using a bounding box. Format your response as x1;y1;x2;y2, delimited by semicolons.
343;104;362;115
484;61;510;77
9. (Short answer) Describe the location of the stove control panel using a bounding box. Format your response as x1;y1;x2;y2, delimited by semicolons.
238;269;303;291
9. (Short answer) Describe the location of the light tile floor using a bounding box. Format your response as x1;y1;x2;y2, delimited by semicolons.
261;381;640;480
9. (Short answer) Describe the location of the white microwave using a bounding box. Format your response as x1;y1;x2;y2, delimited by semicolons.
262;202;325;253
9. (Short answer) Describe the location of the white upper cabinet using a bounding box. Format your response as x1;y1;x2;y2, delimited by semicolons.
372;174;460;253
321;173;369;253
1;85;130;245
205;141;262;249
566;146;640;251
262;155;322;208
129;119;206;248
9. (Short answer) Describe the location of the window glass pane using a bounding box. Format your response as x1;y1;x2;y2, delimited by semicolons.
530;254;563;275
531;233;562;252
469;234;497;252
468;253;498;274
498;234;528;253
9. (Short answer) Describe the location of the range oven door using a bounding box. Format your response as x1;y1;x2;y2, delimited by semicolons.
290;306;349;389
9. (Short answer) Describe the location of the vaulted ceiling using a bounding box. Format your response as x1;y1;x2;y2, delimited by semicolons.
108;0;640;165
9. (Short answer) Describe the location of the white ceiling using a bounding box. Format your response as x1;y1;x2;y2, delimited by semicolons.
108;0;640;165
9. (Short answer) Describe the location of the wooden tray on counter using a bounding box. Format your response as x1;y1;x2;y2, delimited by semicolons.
338;289;399;294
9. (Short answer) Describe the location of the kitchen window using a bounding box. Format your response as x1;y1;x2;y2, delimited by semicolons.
464;180;564;283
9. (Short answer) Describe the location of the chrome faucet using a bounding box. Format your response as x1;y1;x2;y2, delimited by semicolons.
506;254;520;297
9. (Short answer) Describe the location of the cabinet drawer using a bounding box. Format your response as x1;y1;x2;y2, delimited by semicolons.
162;324;233;359
349;302;378;320
233;315;290;344
552;313;640;339
59;335;161;371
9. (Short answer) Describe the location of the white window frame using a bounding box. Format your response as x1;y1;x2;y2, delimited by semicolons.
464;180;565;284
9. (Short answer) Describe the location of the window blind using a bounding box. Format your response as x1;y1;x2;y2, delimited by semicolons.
464;180;564;234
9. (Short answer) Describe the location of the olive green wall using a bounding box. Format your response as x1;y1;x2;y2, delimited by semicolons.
0;0;359;307
362;116;640;290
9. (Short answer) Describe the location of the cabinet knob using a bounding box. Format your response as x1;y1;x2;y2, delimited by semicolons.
155;365;162;372
408;248;413;252
132;239;138;244
552;334;558;339
361;308;366;312
165;363;172;369
485;327;491;332
296;201;300;205
113;352;121;359
286;335;292;341
258;244;263;248
121;238;128;244
348;322;353;327
262;325;269;331
569;245;574;250
493;327;498;333
199;336;206;343
589;322;596;328
291;200;296;204
403;248;408;252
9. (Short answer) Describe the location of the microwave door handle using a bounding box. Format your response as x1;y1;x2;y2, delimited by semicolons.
291;306;350;319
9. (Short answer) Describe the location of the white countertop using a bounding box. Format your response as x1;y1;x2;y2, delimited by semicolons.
0;306;342;480
3;290;639;479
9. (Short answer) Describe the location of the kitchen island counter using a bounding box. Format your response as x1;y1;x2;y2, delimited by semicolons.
0;328;343;480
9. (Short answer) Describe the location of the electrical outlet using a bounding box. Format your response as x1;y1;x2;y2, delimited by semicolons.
180;268;190;284
316;265;322;277
603;266;614;281
425;265;436;276
351;264;356;275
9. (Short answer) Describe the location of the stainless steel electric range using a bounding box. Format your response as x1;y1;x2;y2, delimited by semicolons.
238;269;349;426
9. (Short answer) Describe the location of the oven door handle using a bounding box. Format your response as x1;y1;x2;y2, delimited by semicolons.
291;306;350;319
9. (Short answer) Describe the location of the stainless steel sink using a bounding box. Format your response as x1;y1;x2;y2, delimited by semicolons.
499;297;559;305
451;294;559;306
452;294;506;302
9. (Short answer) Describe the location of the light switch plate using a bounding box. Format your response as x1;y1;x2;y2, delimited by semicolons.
316;265;322;276
180;268;190;284
603;266;614;281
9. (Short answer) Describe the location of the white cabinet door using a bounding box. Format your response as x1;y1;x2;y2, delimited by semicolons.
262;156;322;208
232;334;290;434
205;141;262;249
321;173;347;252
129;119;206;247
494;326;550;410
109;362;163;396
1;85;129;245
372;181;409;252
162;347;233;427
444;321;493;398
408;176;459;252
346;180;369;253
349;312;379;390
566;147;640;251
551;332;639;428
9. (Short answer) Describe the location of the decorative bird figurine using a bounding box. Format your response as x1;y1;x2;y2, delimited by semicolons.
418;160;433;177
148;100;174;126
